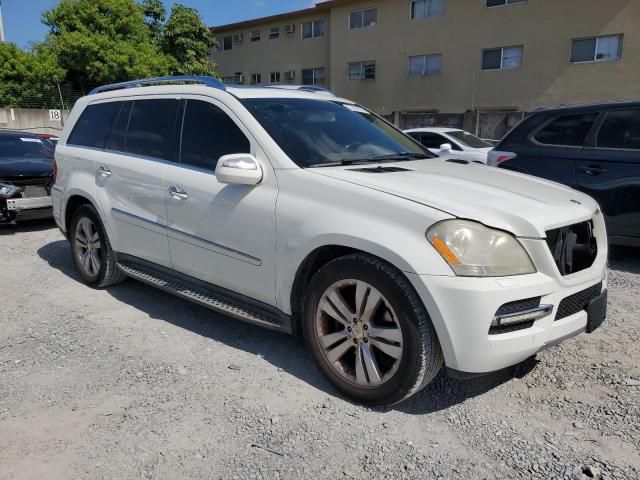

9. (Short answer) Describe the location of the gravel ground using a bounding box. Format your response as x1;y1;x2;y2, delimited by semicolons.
1;221;639;480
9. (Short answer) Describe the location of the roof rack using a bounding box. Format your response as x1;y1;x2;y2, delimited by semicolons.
89;76;226;95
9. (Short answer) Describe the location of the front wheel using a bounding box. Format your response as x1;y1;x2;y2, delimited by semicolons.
302;254;443;406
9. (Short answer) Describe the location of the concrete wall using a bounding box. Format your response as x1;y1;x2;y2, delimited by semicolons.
0;108;69;135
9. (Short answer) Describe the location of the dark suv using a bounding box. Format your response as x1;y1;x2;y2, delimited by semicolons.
489;102;640;247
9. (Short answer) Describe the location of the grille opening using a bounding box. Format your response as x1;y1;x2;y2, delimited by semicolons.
489;297;541;335
546;220;597;276
555;282;602;321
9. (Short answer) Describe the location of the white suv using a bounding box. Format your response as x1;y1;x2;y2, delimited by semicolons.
52;76;608;405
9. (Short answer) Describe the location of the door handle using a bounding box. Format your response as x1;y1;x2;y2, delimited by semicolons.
97;166;112;177
578;165;607;176
168;186;188;200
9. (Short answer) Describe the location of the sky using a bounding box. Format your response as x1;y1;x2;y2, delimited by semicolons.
1;0;316;49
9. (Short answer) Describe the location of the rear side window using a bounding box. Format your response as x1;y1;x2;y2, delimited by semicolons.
180;100;250;171
105;101;133;152
68;102;121;148
125;99;180;161
534;113;598;146
596;109;640;150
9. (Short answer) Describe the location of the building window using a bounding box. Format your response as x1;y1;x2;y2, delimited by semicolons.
221;36;233;51
482;46;523;70
486;0;526;7
302;20;325;39
269;27;280;40
250;73;262;85
411;0;444;19
571;34;623;63
349;8;377;29
269;72;281;83
250;30;261;42
408;54;442;76
222;74;243;84
347;61;376;80
302;67;326;85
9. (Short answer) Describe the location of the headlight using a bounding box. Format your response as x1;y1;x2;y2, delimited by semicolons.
0;183;22;198
426;220;536;277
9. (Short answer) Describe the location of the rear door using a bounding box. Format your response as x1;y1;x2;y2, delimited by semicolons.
501;111;599;186
577;108;640;241
94;97;180;267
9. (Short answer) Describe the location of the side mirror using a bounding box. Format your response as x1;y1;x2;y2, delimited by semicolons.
215;154;263;185
440;143;453;152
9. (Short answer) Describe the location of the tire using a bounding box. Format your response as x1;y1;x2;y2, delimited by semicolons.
69;204;127;288
302;253;443;406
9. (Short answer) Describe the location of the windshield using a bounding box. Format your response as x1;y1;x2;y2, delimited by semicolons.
445;130;491;149
0;135;54;159
242;98;434;167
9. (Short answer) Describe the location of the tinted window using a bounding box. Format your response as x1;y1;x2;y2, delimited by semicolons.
597;109;640;150
0;134;54;159
418;132;449;149
105;101;132;152
68;102;121;149
446;130;491;148
534;113;598;146
125;100;180;160
180;100;250;171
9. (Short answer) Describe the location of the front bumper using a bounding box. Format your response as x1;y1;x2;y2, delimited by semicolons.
406;237;608;374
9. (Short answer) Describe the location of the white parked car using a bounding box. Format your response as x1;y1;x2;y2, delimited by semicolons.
52;76;608;405
404;127;493;163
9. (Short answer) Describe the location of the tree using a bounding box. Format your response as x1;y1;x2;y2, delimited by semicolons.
41;0;175;92
161;4;216;76
141;0;166;43
0;42;65;108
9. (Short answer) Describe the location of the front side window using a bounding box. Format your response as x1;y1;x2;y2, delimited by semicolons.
302;20;325;39
180;100;250;171
596;109;640;150
68;102;121;149
221;36;233;51
486;0;526;7
348;61;376;80
243;98;433;168
269;27;280;39
408;54;442;76
124;99;180;160
270;72;281;83
417;132;450;149
482;46;523;70
349;8;377;29
250;30;260;42
411;0;444;19
302;67;326;86
534;113;598;147
571;34;623;63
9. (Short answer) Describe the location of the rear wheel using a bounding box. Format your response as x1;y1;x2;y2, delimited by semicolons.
303;253;443;405
69;204;126;288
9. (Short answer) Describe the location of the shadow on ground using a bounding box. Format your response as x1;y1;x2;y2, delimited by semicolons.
609;245;640;275
0;219;56;235
39;239;539;414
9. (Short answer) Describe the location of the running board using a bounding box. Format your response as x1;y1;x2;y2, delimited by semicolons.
117;262;291;334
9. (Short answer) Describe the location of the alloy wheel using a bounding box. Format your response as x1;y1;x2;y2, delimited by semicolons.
75;217;102;277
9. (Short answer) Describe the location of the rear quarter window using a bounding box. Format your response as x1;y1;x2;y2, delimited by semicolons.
533;112;598;147
68;102;121;149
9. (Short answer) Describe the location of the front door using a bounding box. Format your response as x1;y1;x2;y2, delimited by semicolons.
577;108;640;241
164;97;278;305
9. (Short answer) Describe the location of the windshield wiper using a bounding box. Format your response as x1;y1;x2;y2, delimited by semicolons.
308;152;431;168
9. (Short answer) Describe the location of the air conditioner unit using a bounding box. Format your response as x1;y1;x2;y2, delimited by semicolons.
284;70;296;81
233;33;243;43
284;23;295;34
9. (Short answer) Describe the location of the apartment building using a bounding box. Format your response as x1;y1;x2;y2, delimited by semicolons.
210;0;640;138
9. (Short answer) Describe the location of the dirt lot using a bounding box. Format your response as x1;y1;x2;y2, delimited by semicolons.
1;221;639;480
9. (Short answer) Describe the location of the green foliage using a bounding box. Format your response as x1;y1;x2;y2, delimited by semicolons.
41;0;175;92
161;4;216;76
0;42;66;108
141;0;166;43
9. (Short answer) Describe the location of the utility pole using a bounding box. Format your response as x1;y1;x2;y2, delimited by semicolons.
0;0;6;43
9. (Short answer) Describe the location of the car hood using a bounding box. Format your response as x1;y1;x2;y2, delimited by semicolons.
311;159;599;238
0;157;53;180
